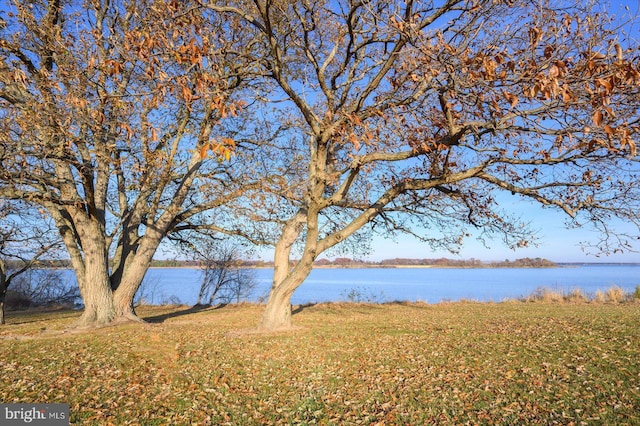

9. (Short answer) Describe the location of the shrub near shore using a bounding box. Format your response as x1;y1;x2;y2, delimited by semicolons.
1;295;639;425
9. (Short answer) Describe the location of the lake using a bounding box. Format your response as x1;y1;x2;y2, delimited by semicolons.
127;265;640;306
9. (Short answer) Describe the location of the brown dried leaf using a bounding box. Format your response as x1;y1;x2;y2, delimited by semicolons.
504;92;518;108
199;143;210;159
592;110;603;127
603;124;614;136
529;27;542;47
628;139;637;157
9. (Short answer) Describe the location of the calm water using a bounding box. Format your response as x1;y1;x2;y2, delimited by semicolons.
124;265;640;305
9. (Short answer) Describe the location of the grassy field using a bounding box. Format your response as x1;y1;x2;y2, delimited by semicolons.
1;300;639;425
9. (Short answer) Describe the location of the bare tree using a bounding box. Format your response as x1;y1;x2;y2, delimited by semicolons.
0;1;259;326
206;0;640;329
133;275;180;307
8;269;79;309
180;236;257;306
0;200;64;324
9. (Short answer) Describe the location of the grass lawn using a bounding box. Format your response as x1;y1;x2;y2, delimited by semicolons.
1;301;639;425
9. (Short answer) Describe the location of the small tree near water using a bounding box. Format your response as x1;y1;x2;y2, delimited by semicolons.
6;269;79;310
192;239;257;306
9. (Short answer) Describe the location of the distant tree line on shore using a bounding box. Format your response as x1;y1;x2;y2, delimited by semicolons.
313;257;558;268
166;257;557;268
23;257;558;269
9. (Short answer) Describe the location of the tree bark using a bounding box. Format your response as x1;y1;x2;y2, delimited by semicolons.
259;278;296;330
112;263;149;323
73;232;115;327
258;211;306;329
74;274;115;327
259;261;313;330
112;287;140;322
112;235;162;322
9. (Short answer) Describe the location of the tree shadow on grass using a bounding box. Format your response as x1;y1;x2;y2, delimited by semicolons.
143;303;227;323
292;303;316;315
7;307;80;325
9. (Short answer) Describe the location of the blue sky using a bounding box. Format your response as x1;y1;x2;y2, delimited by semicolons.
255;200;640;263
366;202;640;263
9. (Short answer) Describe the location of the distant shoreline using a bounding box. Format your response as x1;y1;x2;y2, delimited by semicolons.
41;262;640;272
31;256;639;271
147;263;640;270
148;256;560;269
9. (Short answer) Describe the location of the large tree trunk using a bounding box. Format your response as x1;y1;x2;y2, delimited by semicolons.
260;283;295;330
75;272;115;327
113;285;140;322
51;209;116;328
73;235;115;327
259;210;313;330
112;262;150;323
112;235;162;322
259;264;312;330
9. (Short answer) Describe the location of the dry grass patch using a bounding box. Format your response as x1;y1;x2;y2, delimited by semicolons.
1;302;639;425
604;286;626;303
523;286;636;304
